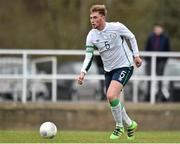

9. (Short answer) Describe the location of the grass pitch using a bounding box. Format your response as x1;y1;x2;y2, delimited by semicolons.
0;130;180;143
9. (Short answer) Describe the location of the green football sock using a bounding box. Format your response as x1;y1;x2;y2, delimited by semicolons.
110;99;120;107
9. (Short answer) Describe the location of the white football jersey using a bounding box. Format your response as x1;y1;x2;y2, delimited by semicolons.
81;22;139;73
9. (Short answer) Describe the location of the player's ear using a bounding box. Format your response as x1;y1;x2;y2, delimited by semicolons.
102;15;106;20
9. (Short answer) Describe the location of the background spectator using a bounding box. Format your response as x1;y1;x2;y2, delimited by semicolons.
144;23;170;101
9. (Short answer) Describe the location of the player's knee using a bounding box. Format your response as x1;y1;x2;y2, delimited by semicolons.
107;91;117;101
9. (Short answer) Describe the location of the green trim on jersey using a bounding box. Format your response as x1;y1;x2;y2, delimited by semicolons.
86;45;95;53
85;54;94;72
121;38;131;66
86;45;95;48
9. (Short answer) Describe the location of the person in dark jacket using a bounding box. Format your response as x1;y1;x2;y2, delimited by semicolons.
144;23;170;101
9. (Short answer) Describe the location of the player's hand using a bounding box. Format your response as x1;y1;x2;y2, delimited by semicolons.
77;72;86;85
134;56;142;68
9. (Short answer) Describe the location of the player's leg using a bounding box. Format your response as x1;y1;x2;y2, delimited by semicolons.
121;105;137;140
111;66;138;140
107;80;124;140
105;71;124;140
118;66;137;140
122;105;132;127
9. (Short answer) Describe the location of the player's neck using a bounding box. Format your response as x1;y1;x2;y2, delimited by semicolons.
97;21;106;31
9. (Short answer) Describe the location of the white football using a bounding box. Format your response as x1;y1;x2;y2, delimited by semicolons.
39;122;57;138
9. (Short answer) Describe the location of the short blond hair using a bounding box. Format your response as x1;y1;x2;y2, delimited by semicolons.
90;4;107;16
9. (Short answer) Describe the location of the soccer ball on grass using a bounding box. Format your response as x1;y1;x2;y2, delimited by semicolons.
39;122;57;138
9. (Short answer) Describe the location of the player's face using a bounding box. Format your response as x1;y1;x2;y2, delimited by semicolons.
90;12;105;30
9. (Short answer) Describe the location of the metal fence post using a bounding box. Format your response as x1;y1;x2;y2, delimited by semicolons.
150;55;156;104
22;52;28;104
52;58;57;102
132;80;138;103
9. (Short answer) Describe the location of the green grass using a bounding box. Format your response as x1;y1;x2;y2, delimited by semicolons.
0;130;180;143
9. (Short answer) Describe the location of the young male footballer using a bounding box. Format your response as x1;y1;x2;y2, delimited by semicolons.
77;4;142;140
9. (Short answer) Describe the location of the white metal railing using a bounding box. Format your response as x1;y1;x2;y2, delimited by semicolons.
0;49;180;104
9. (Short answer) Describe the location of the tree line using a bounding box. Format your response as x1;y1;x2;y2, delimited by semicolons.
0;0;179;51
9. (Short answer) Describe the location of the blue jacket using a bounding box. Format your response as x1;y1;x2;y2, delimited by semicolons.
145;33;170;52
